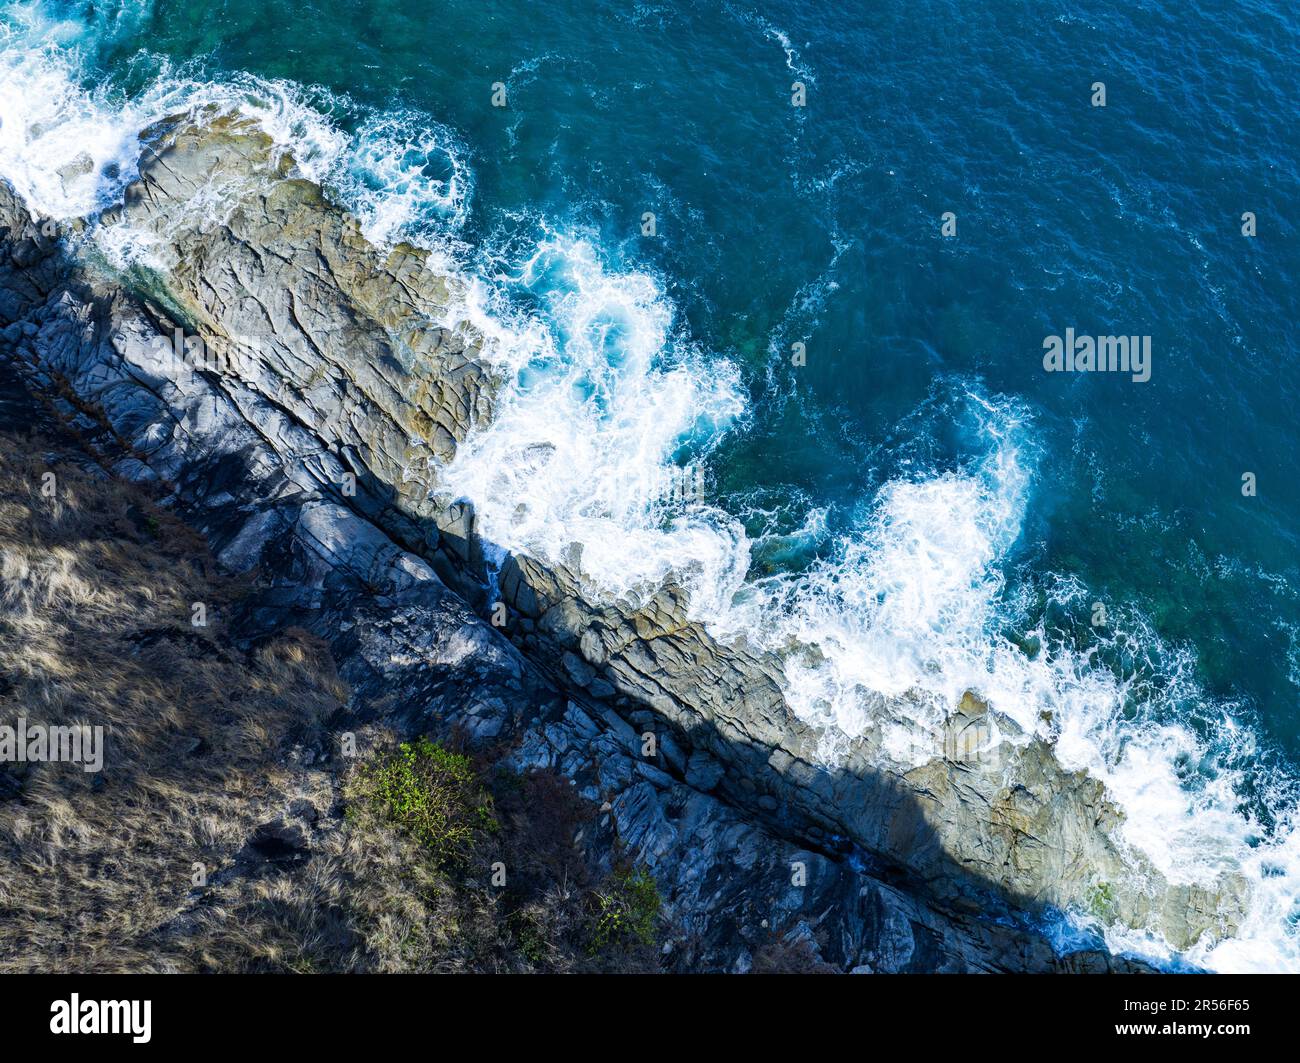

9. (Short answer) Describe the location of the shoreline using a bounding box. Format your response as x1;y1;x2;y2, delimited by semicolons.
0;111;1244;970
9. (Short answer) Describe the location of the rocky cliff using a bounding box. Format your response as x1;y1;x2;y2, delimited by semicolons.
0;111;1236;970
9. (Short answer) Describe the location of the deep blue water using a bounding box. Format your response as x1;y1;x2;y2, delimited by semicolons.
2;0;1299;967
85;0;1300;746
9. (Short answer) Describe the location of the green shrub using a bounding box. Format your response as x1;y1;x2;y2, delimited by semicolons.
1087;880;1118;922
589;866;661;954
509;910;549;967
348;737;497;867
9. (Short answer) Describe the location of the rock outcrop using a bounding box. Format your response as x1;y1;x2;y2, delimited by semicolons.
0;112;1232;968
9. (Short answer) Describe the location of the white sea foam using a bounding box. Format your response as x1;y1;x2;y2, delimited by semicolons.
0;1;468;257
338;110;472;244
437;229;751;616
434;211;1300;973
2;1;1297;973
728;5;815;85
0;5;148;219
715;393;1299;971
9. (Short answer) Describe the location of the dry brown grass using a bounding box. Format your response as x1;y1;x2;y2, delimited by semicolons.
0;432;348;971
0;432;662;973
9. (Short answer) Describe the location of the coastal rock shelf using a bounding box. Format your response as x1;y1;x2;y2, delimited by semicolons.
0;114;1241;968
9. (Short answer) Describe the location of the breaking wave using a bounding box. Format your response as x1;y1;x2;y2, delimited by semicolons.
2;0;1297;973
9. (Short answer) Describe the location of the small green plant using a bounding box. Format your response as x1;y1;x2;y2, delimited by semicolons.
348;737;497;867
508;910;549;967
589;866;661;954
1087;880;1118;922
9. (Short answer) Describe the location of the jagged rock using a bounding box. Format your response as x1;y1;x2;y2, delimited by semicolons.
561;651;596;688
686;750;725;792
0;120;1195;970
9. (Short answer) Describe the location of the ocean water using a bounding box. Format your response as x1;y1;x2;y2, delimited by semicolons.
2;0;1298;970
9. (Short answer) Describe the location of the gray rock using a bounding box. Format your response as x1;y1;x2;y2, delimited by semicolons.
686;750;726;792
587;676;616;699
0;124;1192;970
561;650;596;688
56;152;94;190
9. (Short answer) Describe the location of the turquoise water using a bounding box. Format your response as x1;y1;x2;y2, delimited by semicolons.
2;0;1299;968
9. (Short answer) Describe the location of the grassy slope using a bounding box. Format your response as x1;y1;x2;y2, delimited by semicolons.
0;429;659;972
